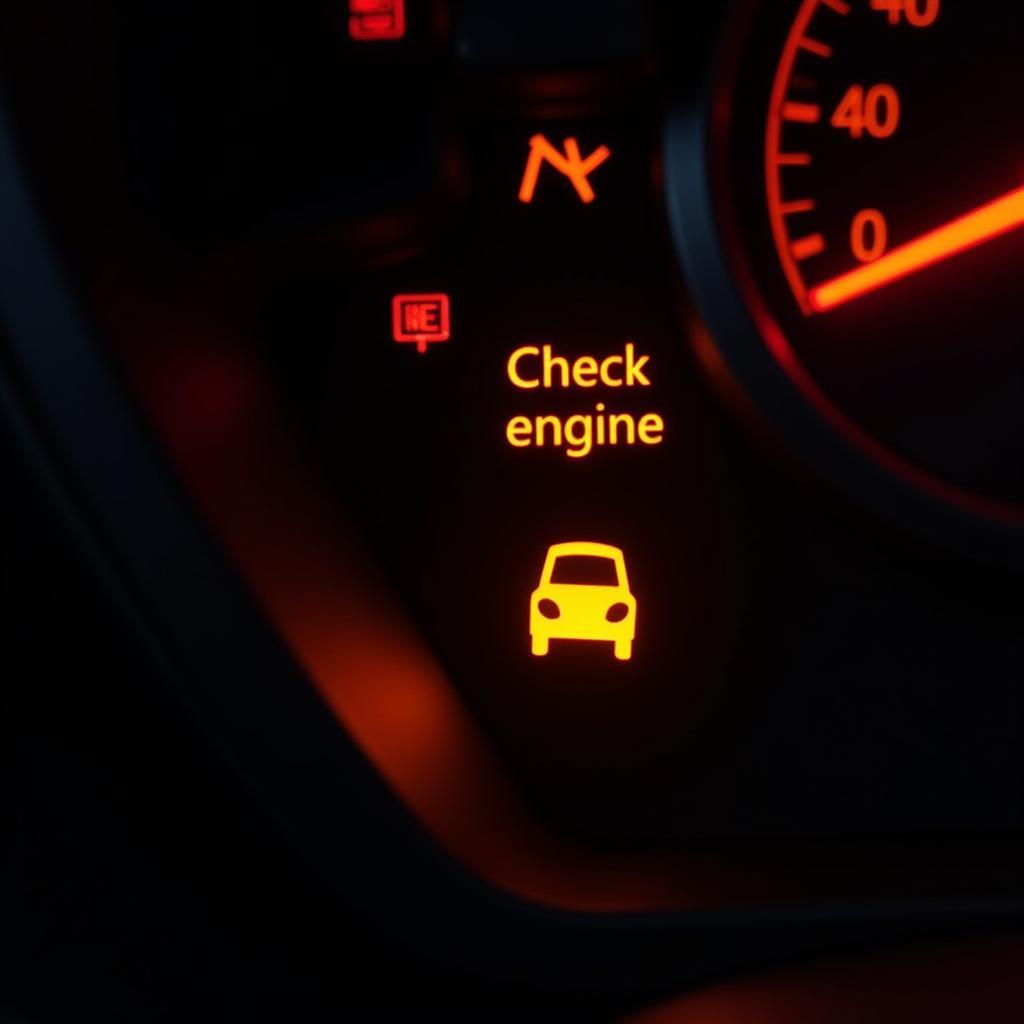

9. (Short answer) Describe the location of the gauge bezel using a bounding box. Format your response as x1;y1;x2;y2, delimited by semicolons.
665;0;1024;569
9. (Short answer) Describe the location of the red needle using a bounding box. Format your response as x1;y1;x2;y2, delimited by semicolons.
809;183;1024;313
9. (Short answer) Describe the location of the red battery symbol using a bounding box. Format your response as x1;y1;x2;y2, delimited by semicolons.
348;0;406;41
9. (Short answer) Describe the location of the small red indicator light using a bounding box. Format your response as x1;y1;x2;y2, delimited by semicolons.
348;0;406;41
392;294;451;353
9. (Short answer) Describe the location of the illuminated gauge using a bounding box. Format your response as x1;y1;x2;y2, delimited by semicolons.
669;0;1024;555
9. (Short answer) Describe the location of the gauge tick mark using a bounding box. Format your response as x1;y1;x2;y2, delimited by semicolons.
798;36;833;58
783;102;822;124
791;233;827;261
781;199;817;216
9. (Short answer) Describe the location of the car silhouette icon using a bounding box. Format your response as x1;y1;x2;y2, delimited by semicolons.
530;542;637;661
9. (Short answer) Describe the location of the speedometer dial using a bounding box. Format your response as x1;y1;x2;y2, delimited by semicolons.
674;0;1024;543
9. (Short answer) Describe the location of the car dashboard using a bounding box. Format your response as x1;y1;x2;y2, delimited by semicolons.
2;1;1023;1018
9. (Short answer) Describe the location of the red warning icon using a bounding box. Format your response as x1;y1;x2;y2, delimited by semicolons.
392;294;451;354
348;0;405;41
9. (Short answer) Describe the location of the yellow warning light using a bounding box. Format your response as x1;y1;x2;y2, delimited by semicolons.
503;343;665;459
529;542;637;661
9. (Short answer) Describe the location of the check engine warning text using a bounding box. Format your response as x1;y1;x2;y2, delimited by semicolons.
504;343;665;459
